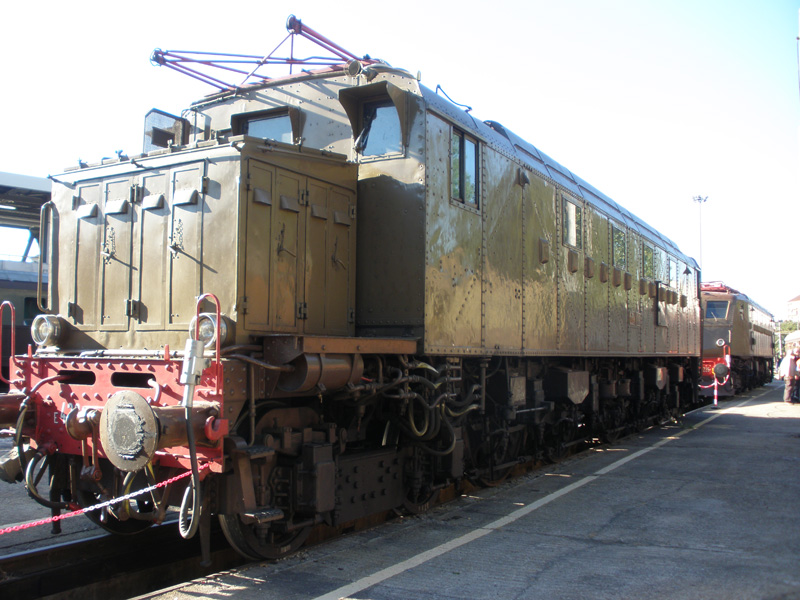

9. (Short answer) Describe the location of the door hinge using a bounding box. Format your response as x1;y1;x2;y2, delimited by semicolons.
348;308;355;324
297;302;308;320
349;205;356;219
239;297;248;315
125;299;140;319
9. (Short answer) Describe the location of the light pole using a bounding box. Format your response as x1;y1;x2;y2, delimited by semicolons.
693;195;708;268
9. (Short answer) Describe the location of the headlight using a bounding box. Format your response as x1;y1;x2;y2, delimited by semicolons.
189;313;229;348
31;314;64;347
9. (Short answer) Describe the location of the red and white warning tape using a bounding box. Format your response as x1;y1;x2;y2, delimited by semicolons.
0;469;195;536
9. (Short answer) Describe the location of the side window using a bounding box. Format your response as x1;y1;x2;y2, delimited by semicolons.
643;244;654;279
669;259;679;288
562;197;582;250
612;225;626;270
451;128;479;208
356;102;402;156
244;113;293;144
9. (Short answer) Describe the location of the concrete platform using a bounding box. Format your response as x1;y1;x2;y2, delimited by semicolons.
135;383;800;600
3;383;798;598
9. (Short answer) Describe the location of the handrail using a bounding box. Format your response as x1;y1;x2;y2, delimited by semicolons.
37;201;53;313
194;293;222;396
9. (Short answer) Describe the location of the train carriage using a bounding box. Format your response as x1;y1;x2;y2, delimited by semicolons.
0;16;701;561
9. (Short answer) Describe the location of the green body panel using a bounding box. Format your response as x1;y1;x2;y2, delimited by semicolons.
40;66;699;359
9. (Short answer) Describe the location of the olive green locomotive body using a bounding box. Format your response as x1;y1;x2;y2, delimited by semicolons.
700;282;774;396
3;37;701;560
43;66;700;359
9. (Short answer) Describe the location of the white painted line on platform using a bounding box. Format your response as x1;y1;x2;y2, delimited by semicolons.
312;393;766;600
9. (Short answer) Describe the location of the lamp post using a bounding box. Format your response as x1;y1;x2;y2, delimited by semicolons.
693;195;708;268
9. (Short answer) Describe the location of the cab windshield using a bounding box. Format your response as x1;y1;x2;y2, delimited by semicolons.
705;301;729;319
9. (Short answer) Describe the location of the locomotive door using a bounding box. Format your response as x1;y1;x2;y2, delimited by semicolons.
273;170;302;332
305;181;354;336
71;183;102;327
243;161;274;332
99;178;135;330
585;206;609;352
557;193;585;352
135;171;170;330
243;160;303;334
522;171;557;350
167;164;205;328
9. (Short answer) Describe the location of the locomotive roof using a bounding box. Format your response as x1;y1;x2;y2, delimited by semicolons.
153;38;696;270
420;86;697;269
701;282;773;319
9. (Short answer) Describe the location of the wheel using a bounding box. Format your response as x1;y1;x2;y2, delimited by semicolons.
469;420;524;486
76;465;154;535
403;447;441;514
219;514;311;560
601;404;625;443
544;421;568;463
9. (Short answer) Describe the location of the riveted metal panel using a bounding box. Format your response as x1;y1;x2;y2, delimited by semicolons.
608;221;627;353
244;160;274;332
305;182;354;336
272;170;302;332
137;172;169;330
325;187;355;336
557;194;584;351
655;252;669;353
73;183;101;327
483;147;523;352
99;178;134;330
585;206;608;352
423;113;482;351
626;231;642;353
522;173;557;351
167;164;204;328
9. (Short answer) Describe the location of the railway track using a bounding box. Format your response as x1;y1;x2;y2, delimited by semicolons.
0;413;683;599
0;521;246;600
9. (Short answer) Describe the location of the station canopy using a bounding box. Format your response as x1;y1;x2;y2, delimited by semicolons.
0;171;51;229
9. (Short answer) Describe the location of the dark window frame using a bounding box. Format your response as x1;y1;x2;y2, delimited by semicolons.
612;224;626;270
643;244;655;279
450;127;479;209
562;196;582;250
705;300;730;319
355;100;403;157
232;108;297;144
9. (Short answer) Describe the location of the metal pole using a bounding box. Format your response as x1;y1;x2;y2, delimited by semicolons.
693;196;708;268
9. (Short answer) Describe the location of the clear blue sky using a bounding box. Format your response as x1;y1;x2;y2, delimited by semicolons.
2;0;798;316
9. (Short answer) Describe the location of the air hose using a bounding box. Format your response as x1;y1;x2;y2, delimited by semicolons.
177;339;208;540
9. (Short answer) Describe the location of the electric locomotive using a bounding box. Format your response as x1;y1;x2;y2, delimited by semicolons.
0;16;701;561
699;282;775;396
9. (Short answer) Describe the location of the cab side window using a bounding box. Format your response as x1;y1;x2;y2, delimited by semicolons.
356;102;401;156
451;128;478;208
612;225;626;270
562;197;582;250
244;113;293;144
